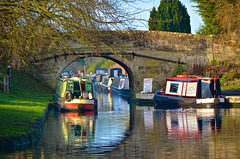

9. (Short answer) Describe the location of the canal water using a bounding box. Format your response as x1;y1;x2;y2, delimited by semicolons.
2;91;240;158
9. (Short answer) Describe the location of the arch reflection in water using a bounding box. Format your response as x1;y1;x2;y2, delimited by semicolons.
143;108;223;141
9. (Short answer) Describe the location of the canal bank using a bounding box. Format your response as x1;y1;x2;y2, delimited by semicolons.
0;67;54;151
0;105;51;151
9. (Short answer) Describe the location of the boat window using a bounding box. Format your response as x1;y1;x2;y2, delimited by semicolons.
186;82;197;97
170;83;179;93
74;81;80;91
201;80;212;98
81;81;86;91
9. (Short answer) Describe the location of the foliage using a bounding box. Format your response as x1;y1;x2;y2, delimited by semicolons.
221;83;240;91
149;7;158;31
87;58;114;74
172;64;184;77
191;0;221;35
0;67;53;137
205;61;240;88
148;0;191;33
191;0;240;37
0;0;138;70
87;58;105;74
100;60;114;69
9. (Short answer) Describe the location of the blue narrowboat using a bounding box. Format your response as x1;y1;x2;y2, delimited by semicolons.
110;76;130;98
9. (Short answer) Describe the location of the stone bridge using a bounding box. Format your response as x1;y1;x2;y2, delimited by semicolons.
32;31;230;100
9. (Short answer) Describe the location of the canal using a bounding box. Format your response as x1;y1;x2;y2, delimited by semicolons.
2;91;240;158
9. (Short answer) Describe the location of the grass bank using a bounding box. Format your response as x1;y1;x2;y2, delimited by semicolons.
0;67;54;138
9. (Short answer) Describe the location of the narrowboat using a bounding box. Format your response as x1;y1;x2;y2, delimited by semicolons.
101;75;113;92
100;68;123;92
110;76;130;98
96;68;108;75
93;68;108;87
53;75;98;112
153;75;227;108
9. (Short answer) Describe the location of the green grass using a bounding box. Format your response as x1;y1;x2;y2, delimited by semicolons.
221;83;240;91
0;67;54;137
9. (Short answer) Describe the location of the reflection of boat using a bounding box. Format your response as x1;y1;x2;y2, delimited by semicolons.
144;108;222;141
110;76;130;98
60;92;130;152
166;109;222;138
153;75;227;108
53;76;97;112
61;112;95;147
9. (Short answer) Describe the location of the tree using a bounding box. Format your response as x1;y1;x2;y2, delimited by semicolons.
148;7;157;30
0;0;138;70
148;0;191;33
211;0;240;38
191;0;240;37
191;0;222;35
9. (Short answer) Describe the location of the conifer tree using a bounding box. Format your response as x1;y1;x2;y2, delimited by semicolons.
148;7;157;30
148;0;191;33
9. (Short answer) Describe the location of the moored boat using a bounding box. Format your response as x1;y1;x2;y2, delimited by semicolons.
93;68;108;88
101;75;113;92
110;76;130;98
100;68;123;92
153;75;227;109
53;75;97;112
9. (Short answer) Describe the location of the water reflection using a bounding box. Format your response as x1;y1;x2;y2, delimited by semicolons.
144;109;223;141
2;93;240;158
59;112;95;148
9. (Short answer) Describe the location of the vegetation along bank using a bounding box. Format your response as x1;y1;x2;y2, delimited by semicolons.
0;67;54;149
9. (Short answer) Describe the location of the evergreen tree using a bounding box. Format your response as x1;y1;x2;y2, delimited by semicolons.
148;7;157;30
148;0;191;33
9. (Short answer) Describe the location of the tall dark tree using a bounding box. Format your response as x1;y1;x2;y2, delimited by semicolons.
148;7;157;30
148;0;191;33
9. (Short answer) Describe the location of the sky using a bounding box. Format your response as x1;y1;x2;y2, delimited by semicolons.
134;0;203;34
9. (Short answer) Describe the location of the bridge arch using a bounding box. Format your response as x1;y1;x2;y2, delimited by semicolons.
32;31;213;100
54;55;135;98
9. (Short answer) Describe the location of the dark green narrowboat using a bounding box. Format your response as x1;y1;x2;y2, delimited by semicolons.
53;76;97;112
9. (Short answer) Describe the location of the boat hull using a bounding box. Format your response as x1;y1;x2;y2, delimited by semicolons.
110;85;130;98
53;94;98;112
100;84;110;92
153;93;228;109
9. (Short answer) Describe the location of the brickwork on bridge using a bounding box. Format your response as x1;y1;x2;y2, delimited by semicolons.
32;31;239;100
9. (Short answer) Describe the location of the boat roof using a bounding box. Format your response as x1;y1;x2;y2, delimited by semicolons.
167;75;219;81
59;76;90;82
